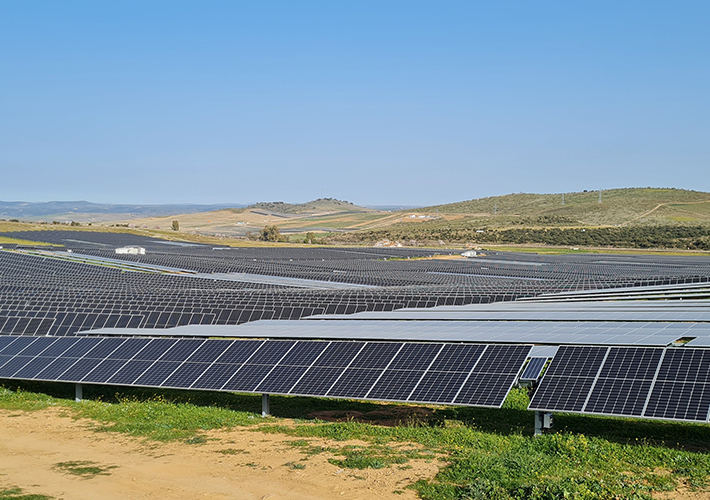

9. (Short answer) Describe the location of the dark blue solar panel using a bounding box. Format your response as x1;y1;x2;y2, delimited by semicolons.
289;367;347;396
0;356;34;377
132;339;178;361
327;368;384;398
644;349;710;421
185;340;232;363
160;339;205;362
247;341;296;365
83;338;127;358
543;346;608;378
520;358;547;381
367;370;425;400
454;373;519;407
39;337;82;357
106;338;152;360
12;357;58;379
256;365;310;393
60;338;103;358
0;336;18;352
428;344;486;372
57;358;103;382
585;379;653;416
582;347;663;417
221;364;275;392
277;341;328;366
82;359;129;383
133;361;183;386
388;343;442;371
597;347;662;380
212;340;263;364
190;363;242;390
162;362;211;388
529;346;609;413
0;337;38;356
473;345;531;374
105;360;156;385
645;381;710;421
349;343;403;369
311;342;364;368
409;371;470;403
0;355;13;370
34;358;80;380
15;337;56;357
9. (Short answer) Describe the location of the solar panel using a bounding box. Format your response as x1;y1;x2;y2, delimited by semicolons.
453;345;532;407
529;346;609;412
644;349;710;421
584;347;662;416
520;357;547;382
530;346;710;423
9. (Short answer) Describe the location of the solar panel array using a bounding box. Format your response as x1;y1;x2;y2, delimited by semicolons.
3;230;710;338
529;345;710;422
0;335;531;407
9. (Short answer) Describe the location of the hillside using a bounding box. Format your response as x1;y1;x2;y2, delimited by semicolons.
418;188;710;227
97;198;386;238
0;201;242;222
239;198;373;215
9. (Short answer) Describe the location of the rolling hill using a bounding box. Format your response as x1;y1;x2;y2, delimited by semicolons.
417;188;710;227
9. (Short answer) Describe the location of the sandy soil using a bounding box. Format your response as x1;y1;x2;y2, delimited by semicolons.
0;408;440;500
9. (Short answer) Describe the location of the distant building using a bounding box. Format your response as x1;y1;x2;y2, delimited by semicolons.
115;246;146;255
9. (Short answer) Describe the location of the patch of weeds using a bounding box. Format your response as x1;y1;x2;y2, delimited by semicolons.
0;486;52;500
330;454;387;470
285;462;306;470
216;448;249;455
286;439;311;447
397;465;413;470
185;435;208;445
53;461;118;479
0;387;56;412
243;462;258;468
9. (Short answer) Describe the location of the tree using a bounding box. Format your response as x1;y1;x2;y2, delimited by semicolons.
260;225;282;242
171;220;179;231
305;232;316;244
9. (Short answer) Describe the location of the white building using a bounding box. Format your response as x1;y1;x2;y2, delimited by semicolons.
115;246;146;255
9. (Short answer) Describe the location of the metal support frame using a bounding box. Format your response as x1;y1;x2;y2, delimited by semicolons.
261;393;270;418
75;383;83;403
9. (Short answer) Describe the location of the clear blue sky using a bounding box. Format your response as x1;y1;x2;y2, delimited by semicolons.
1;1;708;206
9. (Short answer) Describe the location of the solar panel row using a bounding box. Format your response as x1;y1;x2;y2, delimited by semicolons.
529;345;710;422
0;335;531;408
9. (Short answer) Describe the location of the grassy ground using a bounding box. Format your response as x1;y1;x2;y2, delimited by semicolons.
0;237;55;246
1;381;709;499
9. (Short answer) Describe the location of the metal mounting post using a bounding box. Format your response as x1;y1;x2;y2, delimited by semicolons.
75;383;83;403
534;411;542;436
261;393;270;418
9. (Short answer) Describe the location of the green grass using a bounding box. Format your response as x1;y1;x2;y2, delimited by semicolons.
1;383;709;499
0;487;52;500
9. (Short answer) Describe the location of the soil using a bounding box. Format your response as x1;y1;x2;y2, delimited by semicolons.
0;408;440;500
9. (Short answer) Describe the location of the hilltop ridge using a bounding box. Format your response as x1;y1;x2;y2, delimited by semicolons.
239;198;373;214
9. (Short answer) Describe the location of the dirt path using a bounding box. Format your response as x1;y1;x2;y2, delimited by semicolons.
0;408;439;500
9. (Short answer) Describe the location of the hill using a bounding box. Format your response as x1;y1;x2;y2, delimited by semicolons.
239;198;373;215
0;201;245;222
417;188;710;227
